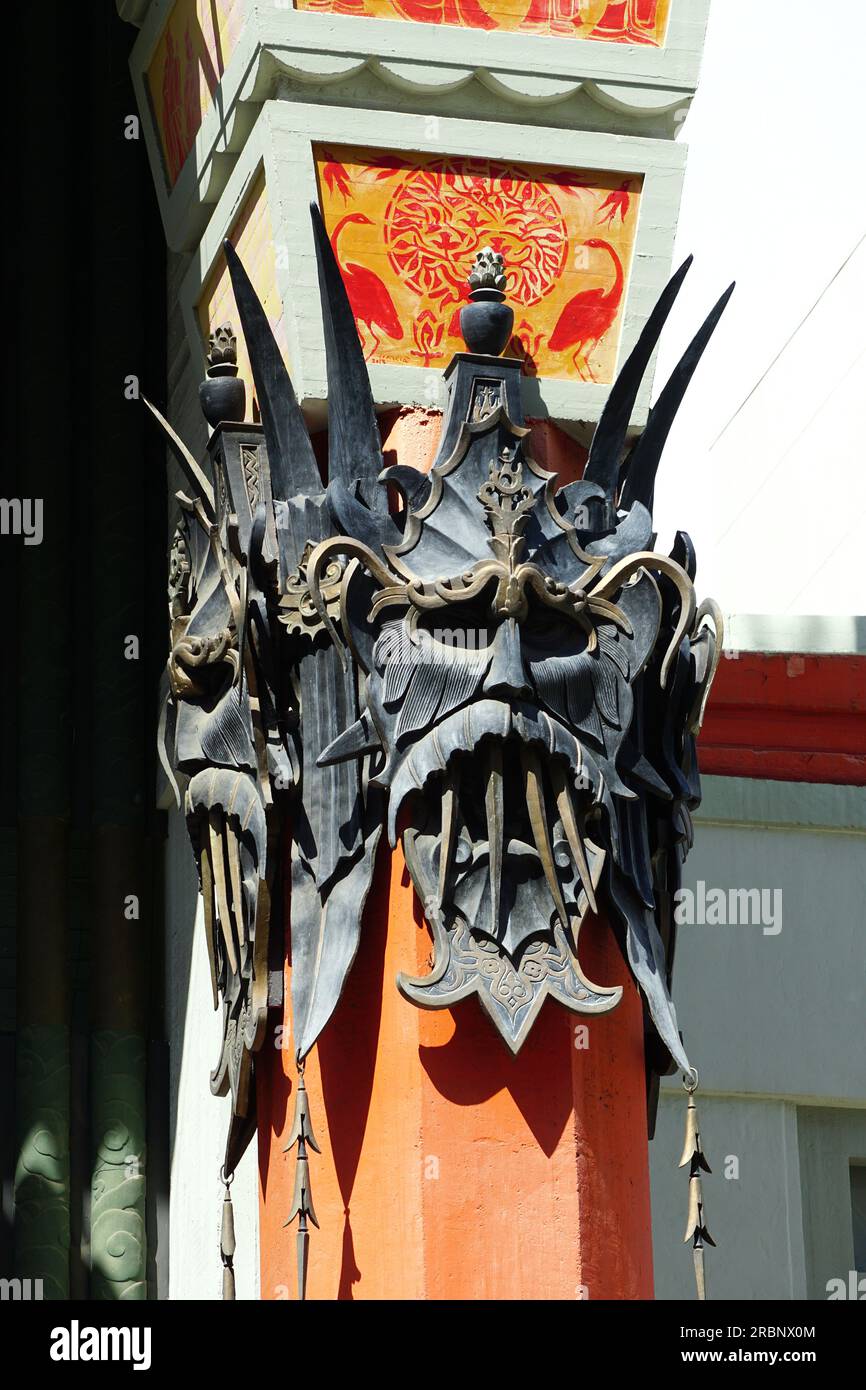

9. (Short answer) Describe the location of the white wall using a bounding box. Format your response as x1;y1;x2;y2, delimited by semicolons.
650;776;866;1299
164;807;260;1300
652;0;866;620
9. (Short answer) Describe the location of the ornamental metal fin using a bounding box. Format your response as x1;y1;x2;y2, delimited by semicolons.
583;254;693;502
223;238;322;504
310;201;387;513
142;394;216;519
620;280;736;514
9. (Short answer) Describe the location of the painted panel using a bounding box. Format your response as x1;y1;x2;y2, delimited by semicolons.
198;169;288;393
296;0;670;44
147;0;244;188
315;145;642;383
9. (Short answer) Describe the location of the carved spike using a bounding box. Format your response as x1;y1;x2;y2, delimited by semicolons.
485;743;504;938
309;203;386;513
223;239;322;502
550;762;598;915
438;767;459;911
225;831;248;968
284;1070;322;1155
199;828;219;1010
286;1152;319;1228
679;1094;712;1173
521;747;570;933
621;281;735;514
684;1175;715;1251
209;814;238;976
317;709;382;767
583;255;693;498
684;1174;703;1243
142;395;216;520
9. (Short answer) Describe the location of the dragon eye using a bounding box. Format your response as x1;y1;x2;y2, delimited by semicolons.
523;604;588;652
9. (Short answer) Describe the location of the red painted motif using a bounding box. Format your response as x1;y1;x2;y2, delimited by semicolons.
385;158;569;314
547;238;624;380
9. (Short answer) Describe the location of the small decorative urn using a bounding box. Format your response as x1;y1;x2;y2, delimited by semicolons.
459;248;514;357
199;322;246;428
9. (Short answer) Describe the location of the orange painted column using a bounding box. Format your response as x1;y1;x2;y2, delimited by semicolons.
258;843;653;1301
257;411;653;1301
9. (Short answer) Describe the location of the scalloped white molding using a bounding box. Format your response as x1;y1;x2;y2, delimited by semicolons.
127;1;708;250
177;99;687;429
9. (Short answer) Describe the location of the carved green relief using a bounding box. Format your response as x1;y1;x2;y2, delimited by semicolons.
90;1031;147;1300
14;1024;70;1299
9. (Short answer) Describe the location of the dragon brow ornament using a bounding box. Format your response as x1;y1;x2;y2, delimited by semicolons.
147;213;732;1300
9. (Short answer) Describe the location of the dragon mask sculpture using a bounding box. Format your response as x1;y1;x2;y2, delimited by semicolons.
149;205;730;1177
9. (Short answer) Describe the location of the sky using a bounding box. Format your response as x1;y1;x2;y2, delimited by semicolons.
650;0;866;622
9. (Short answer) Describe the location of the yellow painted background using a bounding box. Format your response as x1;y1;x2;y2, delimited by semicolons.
315;145;642;383
198;169;289;404
295;0;670;44
147;0;243;187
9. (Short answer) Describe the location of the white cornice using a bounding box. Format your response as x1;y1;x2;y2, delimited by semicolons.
128;1;707;249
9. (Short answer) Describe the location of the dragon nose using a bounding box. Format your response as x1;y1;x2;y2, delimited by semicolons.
483;619;530;699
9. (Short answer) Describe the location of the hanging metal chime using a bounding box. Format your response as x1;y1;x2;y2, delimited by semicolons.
284;1058;321;1300
220;1167;236;1300
679;1068;715;1299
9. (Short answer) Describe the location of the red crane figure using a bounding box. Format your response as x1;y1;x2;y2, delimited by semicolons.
548;238;624;382
330;213;404;360
598;179;632;226
321;154;351;202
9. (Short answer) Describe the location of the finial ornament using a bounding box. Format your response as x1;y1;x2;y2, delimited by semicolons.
468;246;507;294
460;247;514;356
199;319;246;428
207;322;239;369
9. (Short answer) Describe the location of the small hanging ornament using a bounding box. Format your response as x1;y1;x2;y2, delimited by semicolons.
220;1167;237;1301
284;1057;321;1301
679;1068;715;1300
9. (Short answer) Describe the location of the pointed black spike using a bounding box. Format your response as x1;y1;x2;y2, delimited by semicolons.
620;282;735;515
223;239;322;502
584;255;694;498
309;202;387;514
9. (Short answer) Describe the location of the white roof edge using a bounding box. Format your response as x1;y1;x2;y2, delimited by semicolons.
722;613;866;656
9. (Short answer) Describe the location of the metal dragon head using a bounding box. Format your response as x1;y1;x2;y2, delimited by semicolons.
147;200;731;1172
307;228;732;1059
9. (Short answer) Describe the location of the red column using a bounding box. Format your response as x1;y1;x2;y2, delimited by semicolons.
258;832;653;1302
257;413;653;1301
